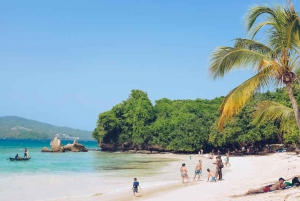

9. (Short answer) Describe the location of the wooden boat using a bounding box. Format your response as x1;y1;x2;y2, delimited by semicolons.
9;157;31;161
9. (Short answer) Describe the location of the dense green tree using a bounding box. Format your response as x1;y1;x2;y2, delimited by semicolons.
93;88;299;152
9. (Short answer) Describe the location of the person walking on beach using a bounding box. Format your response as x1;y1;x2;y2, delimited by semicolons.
132;178;141;196
207;168;217;182
225;152;231;166
180;163;189;183
193;160;202;181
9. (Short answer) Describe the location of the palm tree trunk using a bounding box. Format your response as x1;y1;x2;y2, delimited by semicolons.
286;83;300;130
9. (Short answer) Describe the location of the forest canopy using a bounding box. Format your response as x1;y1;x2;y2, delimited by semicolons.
93;89;300;152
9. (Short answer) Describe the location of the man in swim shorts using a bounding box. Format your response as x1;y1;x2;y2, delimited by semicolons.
245;178;285;195
180;163;189;183
207;168;217;182
193;160;202;181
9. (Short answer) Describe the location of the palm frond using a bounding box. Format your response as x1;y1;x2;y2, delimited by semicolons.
245;5;277;33
209;39;272;79
218;67;273;129
254;101;296;132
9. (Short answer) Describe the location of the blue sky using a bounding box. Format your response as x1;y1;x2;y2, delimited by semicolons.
0;0;286;130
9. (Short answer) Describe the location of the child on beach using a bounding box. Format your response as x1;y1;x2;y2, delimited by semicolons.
132;178;141;196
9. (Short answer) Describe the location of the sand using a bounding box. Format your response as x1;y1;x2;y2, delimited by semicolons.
6;153;299;201
139;153;300;201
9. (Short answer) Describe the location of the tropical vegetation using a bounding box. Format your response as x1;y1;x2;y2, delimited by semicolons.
93;89;300;152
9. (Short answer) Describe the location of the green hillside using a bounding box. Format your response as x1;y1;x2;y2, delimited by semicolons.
0;116;93;140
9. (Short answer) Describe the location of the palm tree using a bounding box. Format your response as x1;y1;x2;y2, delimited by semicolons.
209;2;300;131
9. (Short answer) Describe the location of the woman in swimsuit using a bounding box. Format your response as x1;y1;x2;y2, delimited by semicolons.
180;163;189;183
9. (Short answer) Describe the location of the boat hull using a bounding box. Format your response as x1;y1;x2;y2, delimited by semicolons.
9;157;31;161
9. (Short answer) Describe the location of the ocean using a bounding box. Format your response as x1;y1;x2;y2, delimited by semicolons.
0;139;182;201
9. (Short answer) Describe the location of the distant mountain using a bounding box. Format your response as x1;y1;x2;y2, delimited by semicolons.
0;116;93;140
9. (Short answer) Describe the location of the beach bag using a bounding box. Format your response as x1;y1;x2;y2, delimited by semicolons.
292;177;300;186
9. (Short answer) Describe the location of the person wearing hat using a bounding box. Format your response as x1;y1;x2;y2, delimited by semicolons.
245;178;285;195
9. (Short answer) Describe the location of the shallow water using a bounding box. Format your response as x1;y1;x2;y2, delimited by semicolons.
0;139;178;201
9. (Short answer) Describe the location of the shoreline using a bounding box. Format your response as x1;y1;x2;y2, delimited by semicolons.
2;152;299;201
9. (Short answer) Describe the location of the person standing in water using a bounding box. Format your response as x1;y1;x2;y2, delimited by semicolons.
180;163;189;183
193;160;202;181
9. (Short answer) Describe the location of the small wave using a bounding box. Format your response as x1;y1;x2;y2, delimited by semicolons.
36;193;97;201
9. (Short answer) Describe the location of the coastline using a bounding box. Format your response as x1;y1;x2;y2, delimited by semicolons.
2;151;300;201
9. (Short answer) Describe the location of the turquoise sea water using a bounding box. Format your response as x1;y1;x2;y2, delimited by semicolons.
0;140;223;201
0;139;174;176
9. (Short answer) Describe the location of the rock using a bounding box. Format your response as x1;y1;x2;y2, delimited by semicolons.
269;144;284;152
151;151;159;154
71;142;88;152
128;150;137;153
41;147;51;152
50;136;63;152
42;137;87;153
101;143;118;152
149;144;165;152
63;140;88;152
286;144;297;152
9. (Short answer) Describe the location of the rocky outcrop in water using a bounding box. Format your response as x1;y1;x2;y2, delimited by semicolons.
50;136;64;152
41;137;88;153
63;140;88;152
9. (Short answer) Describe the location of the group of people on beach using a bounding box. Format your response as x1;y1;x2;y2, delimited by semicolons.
180;151;231;184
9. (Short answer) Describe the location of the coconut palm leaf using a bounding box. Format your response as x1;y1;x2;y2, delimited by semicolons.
218;67;273;129
209;39;274;79
254;101;296;132
245;5;277;32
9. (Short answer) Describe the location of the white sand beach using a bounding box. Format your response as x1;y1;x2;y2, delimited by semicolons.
2;152;299;201
140;153;300;201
